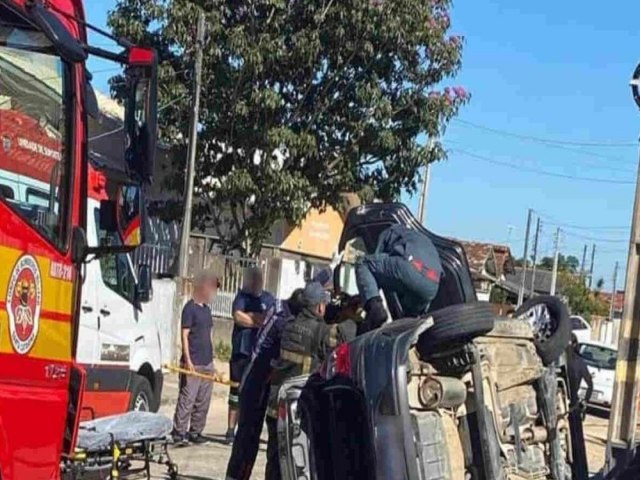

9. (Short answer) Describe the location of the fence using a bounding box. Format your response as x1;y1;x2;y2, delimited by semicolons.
206;254;258;318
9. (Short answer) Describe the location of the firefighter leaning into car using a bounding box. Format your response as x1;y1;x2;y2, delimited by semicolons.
225;269;333;480
356;224;443;330
264;281;358;480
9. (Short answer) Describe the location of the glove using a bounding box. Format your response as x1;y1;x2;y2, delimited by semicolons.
330;250;345;270
364;297;388;330
578;400;587;420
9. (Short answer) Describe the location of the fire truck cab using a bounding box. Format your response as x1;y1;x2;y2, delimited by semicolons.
0;1;158;479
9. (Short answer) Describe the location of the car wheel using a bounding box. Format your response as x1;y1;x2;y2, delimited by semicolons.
417;302;495;358
129;375;154;412
515;295;570;366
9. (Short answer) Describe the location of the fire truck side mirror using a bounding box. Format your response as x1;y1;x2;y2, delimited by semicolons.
26;1;87;63
124;48;158;184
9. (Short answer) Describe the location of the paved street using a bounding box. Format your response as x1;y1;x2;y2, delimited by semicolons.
147;373;267;480
146;374;612;479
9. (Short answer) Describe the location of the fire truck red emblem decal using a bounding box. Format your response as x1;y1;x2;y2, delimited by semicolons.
7;255;42;354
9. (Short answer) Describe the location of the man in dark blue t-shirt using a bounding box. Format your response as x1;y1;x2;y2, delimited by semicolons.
172;270;219;445
226;267;275;444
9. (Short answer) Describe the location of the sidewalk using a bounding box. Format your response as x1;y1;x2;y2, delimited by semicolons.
152;372;268;479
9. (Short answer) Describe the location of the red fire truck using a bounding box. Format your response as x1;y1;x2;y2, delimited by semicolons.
0;1;158;478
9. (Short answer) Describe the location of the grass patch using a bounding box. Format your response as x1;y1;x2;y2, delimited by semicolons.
215;340;232;362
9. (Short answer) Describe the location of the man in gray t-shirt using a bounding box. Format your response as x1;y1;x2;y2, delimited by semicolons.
172;271;219;445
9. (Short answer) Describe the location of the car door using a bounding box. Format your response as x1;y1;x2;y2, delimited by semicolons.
335;202;477;316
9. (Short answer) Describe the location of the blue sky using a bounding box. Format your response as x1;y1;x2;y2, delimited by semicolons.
86;1;639;289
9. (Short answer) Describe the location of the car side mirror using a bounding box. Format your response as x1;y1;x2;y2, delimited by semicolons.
136;264;152;303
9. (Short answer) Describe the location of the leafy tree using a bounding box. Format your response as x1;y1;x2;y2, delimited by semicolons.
558;271;608;320
537;254;580;273
108;0;468;255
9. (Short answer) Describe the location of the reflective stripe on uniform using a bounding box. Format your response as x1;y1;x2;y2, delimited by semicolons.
328;325;339;348
229;381;240;388
281;349;313;375
266;406;278;419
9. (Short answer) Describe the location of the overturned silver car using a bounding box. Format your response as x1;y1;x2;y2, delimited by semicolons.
277;203;581;480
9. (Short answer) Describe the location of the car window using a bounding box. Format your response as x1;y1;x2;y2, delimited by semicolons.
578;344;617;370
94;208;136;302
0;36;71;249
571;317;588;330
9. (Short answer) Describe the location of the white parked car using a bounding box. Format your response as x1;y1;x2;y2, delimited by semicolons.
571;315;592;344
578;341;617;408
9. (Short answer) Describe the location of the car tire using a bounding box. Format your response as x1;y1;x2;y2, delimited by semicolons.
514;295;571;366
129;375;154;412
417;302;495;357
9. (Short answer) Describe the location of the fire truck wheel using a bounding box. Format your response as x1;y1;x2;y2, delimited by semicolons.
129;375;154;412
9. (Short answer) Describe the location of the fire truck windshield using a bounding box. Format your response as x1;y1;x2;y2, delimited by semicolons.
0;12;70;249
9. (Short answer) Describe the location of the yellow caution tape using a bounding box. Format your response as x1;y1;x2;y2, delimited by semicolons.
163;364;231;386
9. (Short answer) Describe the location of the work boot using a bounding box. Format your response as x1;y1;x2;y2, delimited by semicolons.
189;432;209;445
363;297;388;331
225;429;235;445
171;430;190;447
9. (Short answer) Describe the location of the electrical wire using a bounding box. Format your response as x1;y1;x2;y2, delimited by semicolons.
533;210;630;232
452;149;635;185
88;93;190;142
454;118;639;148
445;138;635;174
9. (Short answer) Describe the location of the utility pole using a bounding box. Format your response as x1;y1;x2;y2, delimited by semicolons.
588;244;596;289
581;244;588;278
606;147;640;473
530;218;541;294
550;227;561;296
177;12;206;279
610;261;619;321
606;66;640;475
417;138;435;225
518;209;533;306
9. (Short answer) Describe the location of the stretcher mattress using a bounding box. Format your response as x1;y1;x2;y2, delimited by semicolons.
77;411;173;452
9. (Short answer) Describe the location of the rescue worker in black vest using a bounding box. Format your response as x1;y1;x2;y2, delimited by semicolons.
264;281;358;480
356;224;442;329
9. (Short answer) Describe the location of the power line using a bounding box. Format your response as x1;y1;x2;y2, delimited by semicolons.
560;229;628;244
88;93;190;142
534;210;630;232
452;148;635;185
454;118;638;148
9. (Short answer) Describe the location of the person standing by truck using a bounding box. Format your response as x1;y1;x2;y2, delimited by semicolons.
226;267;275;444
225;268;332;480
265;281;358;480
172;271;219;446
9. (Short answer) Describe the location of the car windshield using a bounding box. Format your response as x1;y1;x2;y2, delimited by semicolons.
578;344;617;370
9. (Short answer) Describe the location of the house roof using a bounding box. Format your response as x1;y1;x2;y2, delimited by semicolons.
455;240;515;279
599;290;624;312
505;267;561;295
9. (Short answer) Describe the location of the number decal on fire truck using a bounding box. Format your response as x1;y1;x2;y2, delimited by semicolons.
7;255;42;354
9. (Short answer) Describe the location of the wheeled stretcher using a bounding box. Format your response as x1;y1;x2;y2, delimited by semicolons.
61;411;178;480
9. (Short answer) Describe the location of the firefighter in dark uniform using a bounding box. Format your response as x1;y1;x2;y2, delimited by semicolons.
264;281;358;480
356;224;442;329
